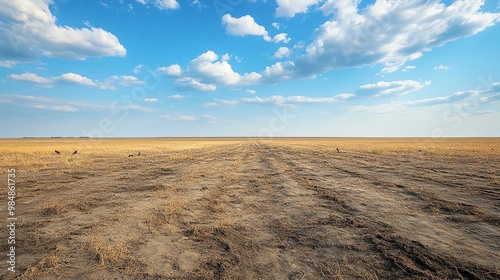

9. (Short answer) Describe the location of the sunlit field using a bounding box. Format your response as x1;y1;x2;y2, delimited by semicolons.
1;138;499;279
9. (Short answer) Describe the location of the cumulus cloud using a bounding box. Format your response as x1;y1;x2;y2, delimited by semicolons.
175;50;261;91
135;0;179;10
268;0;500;82
57;73;97;87
175;77;216;91
0;0;126;66
144;98;158;103
9;73;51;84
357;80;431;97
275;0;321;18
157;64;182;77
171;0;499;90
222;14;291;43
274;46;291;59
246;89;256;94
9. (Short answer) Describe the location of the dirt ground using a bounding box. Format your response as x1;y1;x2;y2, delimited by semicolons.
1;138;499;279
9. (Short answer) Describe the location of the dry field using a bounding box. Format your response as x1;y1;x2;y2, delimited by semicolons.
0;137;499;279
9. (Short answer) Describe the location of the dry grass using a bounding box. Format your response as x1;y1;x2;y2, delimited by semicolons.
86;234;130;268
1;138;499;280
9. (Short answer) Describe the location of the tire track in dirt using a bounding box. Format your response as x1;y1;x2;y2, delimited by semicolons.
11;142;247;279
276;143;500;227
265;143;500;279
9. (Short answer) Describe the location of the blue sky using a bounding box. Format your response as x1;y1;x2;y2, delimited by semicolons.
0;0;499;137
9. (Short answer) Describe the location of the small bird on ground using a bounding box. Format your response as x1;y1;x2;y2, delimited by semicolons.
336;148;340;152
128;154;134;157
55;150;61;154
72;150;77;155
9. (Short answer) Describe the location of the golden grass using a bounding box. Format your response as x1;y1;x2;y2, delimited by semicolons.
21;252;63;279
86;234;130;268
256;137;500;157
0;138;243;173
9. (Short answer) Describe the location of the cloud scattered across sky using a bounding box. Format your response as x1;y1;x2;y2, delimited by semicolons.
0;94;156;113
135;0;179;10
356;80;431;97
350;82;500;114
241;93;352;107
273;0;499;80
8;72;144;90
163;114;197;121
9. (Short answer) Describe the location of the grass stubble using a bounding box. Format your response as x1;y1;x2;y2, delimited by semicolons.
0;137;499;279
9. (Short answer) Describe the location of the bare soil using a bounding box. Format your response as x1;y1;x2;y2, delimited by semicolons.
1;139;499;279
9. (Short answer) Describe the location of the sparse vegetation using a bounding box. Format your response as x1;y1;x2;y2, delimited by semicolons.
1;138;499;279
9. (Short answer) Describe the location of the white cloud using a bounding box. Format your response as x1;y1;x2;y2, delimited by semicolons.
184;50;261;88
0;94;156;113
434;65;450;71
246;89;256;94
167;94;187;100
8;73;51;84
274;46;291;59
175;77;216;91
335;93;355;100
100;75;144;89
216;98;239;107
276;0;500;80
222;14;290;43
221;53;231;61
0;0;126;66
203;99;238;108
133;64;144;74
272;33;291;43
163;114;197;121
262;61;297;83
349;82;500;114
241;95;339;106
33;104;79;112
272;22;280;30
157;64;182;77
275;0;321;18
135;0;179;10
57;73;97;87
402;65;416;72
144;98;158;103
9;72;144;89
357;80;431;97
222;14;270;40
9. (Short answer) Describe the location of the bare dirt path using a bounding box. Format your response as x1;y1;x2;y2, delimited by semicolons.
1;139;499;279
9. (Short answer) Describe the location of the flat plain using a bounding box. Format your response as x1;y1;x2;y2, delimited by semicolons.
0;138;499;279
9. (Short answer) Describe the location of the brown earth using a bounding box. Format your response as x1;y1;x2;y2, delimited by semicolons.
1;138;499;279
